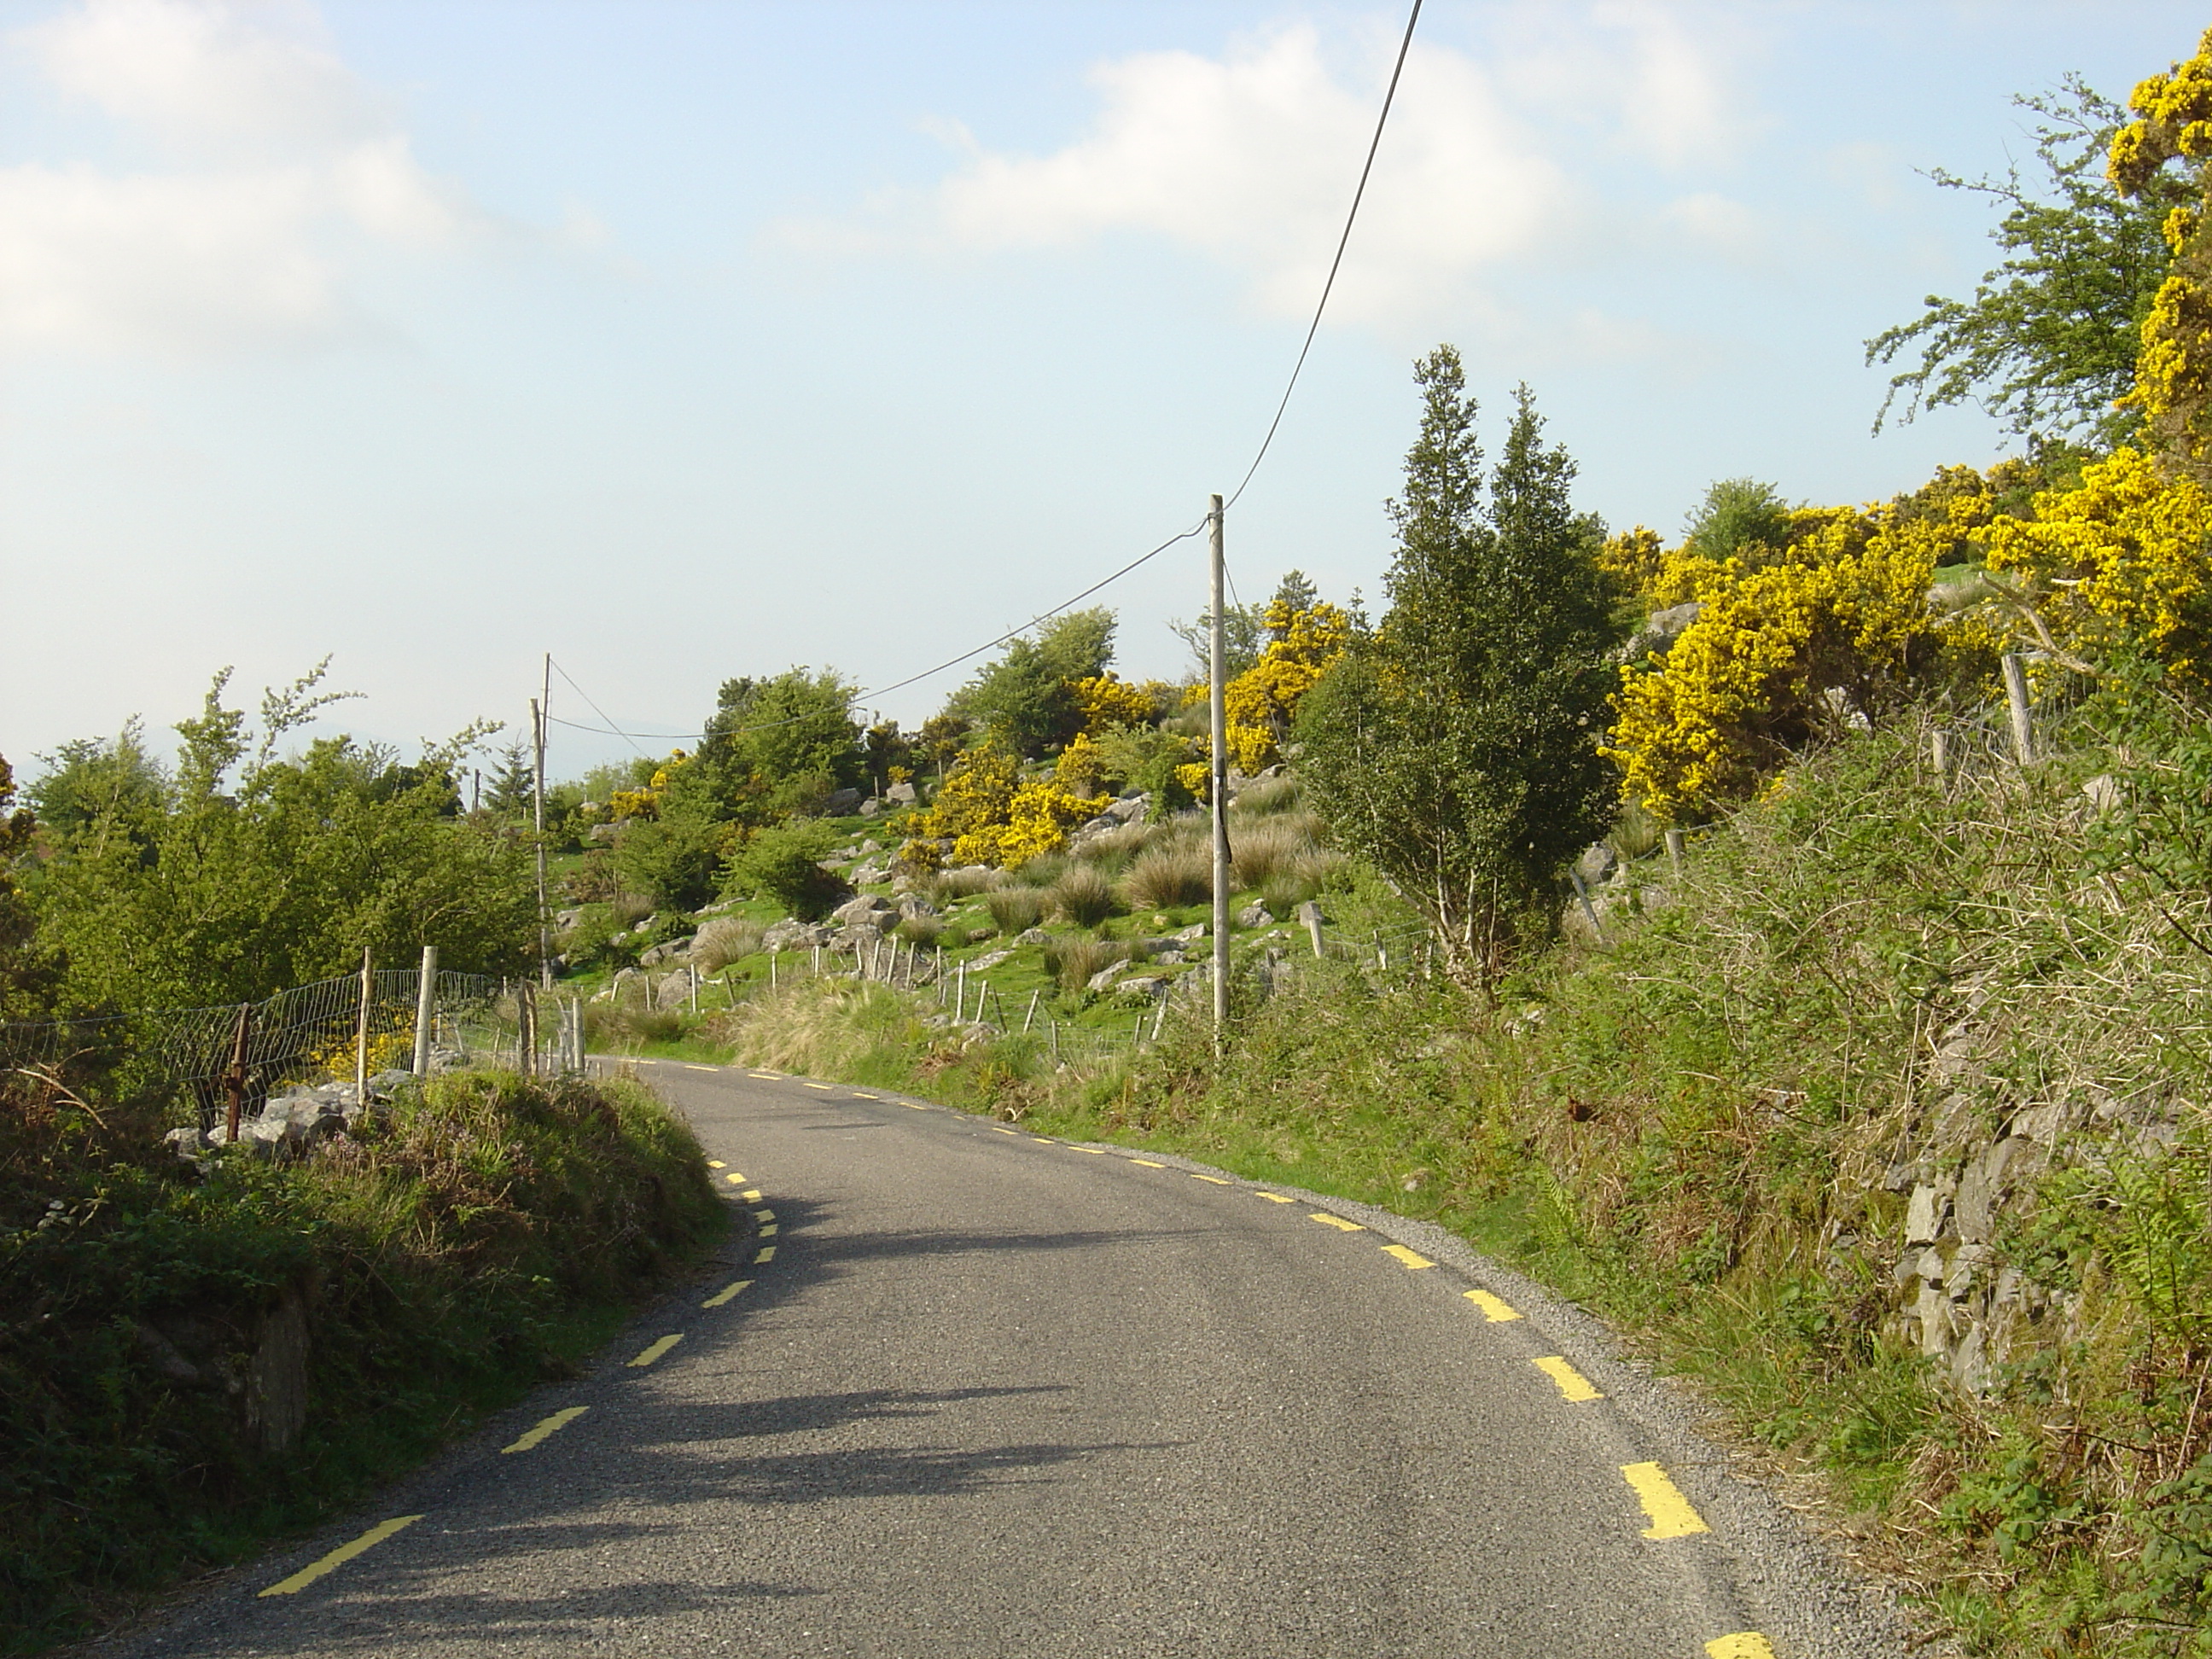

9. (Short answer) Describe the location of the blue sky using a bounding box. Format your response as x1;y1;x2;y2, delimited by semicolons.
1;1;2202;782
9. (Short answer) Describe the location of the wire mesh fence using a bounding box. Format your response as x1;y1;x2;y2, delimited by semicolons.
0;969;534;1126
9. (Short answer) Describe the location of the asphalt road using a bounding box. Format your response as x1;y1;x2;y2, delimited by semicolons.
107;1062;1912;1659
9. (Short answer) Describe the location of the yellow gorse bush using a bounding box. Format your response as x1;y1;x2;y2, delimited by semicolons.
1605;510;1949;820
1054;730;1104;795
1983;445;2212;684
902;743;1107;870
1220;599;1350;772
2110;27;2212;480
1069;673;1156;734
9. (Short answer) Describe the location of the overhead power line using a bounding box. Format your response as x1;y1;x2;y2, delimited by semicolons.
545;0;1421;749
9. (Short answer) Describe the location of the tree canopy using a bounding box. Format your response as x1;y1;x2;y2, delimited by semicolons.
1298;349;1621;987
1866;78;2189;450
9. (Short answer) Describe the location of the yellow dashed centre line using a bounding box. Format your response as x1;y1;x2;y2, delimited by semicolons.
1309;1213;1365;1232
752;1208;776;1223
804;1082;835;1092
501;1406;588;1454
1031;1137;1057;1144
1128;1159;1166;1168
684;1063;718;1072
702;1278;753;1308
259;1515;422;1597
1253;1190;1294;1203
1464;1289;1522;1322
1189;1173;1231;1185
756;1224;779;1237
1532;1356;1604;1401
1070;1146;1107;1155
1706;1635;1777;1659
754;1244;776;1264
1381;1244;1434;1269
851;1091;880;1099
628;1334;684;1368
905;1102;928;1110
748;1072;781;1080
991;1126;1020;1136
1621;1462;1710;1539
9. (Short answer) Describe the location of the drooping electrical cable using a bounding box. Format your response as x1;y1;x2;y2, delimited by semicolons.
544;0;1421;751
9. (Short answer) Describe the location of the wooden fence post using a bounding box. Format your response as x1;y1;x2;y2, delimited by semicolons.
2001;653;2034;765
411;945;438;1075
224;1002;253;1143
354;946;372;1106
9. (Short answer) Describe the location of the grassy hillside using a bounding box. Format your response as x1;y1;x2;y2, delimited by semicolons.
0;1069;724;1653
715;712;2212;1656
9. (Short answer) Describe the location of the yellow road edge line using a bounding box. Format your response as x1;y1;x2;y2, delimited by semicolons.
1031;1137;1057;1144
804;1082;835;1091
1309;1213;1365;1232
1532;1355;1605;1401
1706;1635;1777;1659
1621;1462;1711;1540
991;1126;1019;1135
905;1102;928;1109
748;1072;781;1080
752;1208;776;1223
851;1091;880;1099
1189;1173;1231;1185
741;1189;761;1202
501;1405;588;1454
701;1278;753;1308
1382;1243;1434;1269
684;1063;718;1072
723;1172;748;1185
754;1244;776;1263
259;1515;423;1597
1253;1190;1294;1202
1070;1146;1106;1154
1464;1289;1522;1321
1129;1159;1166;1168
627;1333;684;1368
707;1160;725;1169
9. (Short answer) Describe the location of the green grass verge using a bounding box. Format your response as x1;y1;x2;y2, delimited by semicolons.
1;1068;725;1654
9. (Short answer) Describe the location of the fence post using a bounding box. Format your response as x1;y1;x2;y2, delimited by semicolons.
224;1002;253;1143
355;946;372;1106
411;945;438;1074
1022;990;1039;1033
1663;828;1685;872
2001;653;2034;765
517;981;538;1079
1930;727;1951;785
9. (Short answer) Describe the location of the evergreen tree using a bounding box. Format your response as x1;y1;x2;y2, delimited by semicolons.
1297;349;1621;987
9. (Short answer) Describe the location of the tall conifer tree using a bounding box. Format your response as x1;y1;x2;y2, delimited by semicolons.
1297;347;1621;987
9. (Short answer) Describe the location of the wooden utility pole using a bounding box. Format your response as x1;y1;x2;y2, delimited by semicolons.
354;946;372;1107
1209;492;1231;1050
412;944;438;1074
533;661;553;989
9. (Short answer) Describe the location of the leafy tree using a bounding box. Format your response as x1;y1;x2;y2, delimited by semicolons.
30;667;534;1010
694;667;864;820
917;713;971;783
1684;478;1794;562
482;740;536;817
1296;349;1621;987
0;754;53;1022
2109;30;2212;481
862;719;913;795
1169;602;1266;681
1867;78;2188;450
26;721;168;852
948;608;1119;759
721;820;847;920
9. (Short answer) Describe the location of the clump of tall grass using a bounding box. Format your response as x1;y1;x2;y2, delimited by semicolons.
1231;773;1300;815
584;1001;686;1048
986;887;1045;934
1230;814;1322;890
1121;842;1212;909
1050;864;1118;927
923;865;998;903
691;917;765;974
1077;821;1158;864
1010;854;1069;889
1044;935;1131;993
894;912;944;947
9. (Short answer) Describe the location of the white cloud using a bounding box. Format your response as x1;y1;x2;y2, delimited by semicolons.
0;0;475;354
779;8;1760;332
